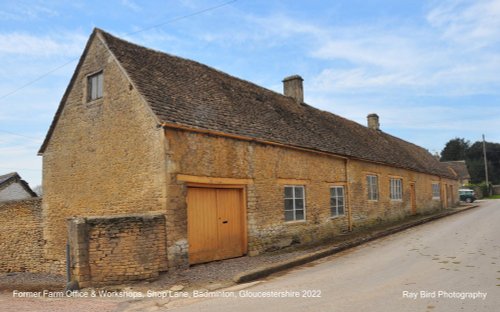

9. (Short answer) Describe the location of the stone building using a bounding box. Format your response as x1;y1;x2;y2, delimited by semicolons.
0;172;37;202
38;28;459;279
441;160;471;186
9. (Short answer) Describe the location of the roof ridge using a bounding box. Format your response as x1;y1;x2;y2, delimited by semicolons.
0;172;19;187
97;28;299;106
98;29;436;161
95;27;422;152
0;172;18;179
99;29;330;134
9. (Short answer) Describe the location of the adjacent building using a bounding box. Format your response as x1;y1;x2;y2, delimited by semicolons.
442;160;471;186
0;172;37;202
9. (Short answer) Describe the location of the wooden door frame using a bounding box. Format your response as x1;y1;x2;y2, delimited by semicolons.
448;184;453;207
409;182;416;215
442;183;448;209
450;184;455;207
186;183;248;257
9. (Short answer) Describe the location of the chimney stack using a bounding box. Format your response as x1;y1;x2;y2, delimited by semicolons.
367;113;380;130
283;75;304;104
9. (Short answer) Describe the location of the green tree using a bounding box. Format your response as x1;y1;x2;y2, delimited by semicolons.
467;141;500;184
440;138;500;184
440;138;470;161
466;158;485;184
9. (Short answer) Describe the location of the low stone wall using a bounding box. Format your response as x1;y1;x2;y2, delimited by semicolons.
492;185;500;195
0;198;45;273
68;213;167;287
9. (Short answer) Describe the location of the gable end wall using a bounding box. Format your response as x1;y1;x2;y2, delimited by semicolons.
41;35;167;268
0;182;34;201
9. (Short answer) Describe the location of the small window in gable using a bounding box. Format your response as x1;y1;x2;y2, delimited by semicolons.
87;71;103;101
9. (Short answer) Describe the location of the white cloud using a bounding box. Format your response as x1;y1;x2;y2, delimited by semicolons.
427;0;500;48
0;32;87;57
124;30;178;47
177;0;200;10
309;68;421;93
240;2;500;97
249;13;327;38
308;93;500;147
0;134;42;186
121;0;141;12
194;13;327;48
312;37;414;70
0;3;58;21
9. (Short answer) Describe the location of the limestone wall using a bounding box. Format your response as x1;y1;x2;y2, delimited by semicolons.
164;129;459;266
68;214;167;287
492;185;500;195
0;198;47;272
347;160;458;228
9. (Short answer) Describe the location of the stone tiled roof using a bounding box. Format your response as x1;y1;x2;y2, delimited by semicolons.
442;161;471;179
40;28;456;179
0;172;17;186
0;172;37;197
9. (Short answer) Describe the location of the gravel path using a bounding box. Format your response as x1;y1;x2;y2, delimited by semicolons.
0;272;65;292
145;248;316;290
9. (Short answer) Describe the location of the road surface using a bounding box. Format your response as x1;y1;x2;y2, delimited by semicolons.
1;201;498;311
161;201;500;312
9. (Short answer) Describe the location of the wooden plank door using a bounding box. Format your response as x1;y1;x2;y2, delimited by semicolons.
187;188;219;264
216;189;244;260
187;187;245;264
410;183;416;214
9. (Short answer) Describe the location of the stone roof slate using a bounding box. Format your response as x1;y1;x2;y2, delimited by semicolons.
0;172;17;186
40;28;456;179
442;161;471;180
0;172;37;197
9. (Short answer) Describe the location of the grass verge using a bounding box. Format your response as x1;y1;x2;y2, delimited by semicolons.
484;195;500;199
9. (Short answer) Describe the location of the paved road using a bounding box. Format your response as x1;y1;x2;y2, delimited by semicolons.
1;201;498;311
163;201;500;312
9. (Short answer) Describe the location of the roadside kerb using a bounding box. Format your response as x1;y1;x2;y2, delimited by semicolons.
233;204;479;283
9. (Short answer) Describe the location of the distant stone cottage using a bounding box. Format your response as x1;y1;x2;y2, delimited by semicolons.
441;160;471;186
35;28;459;284
0;172;37;202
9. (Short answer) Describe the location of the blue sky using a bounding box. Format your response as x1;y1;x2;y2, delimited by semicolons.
1;0;499;187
